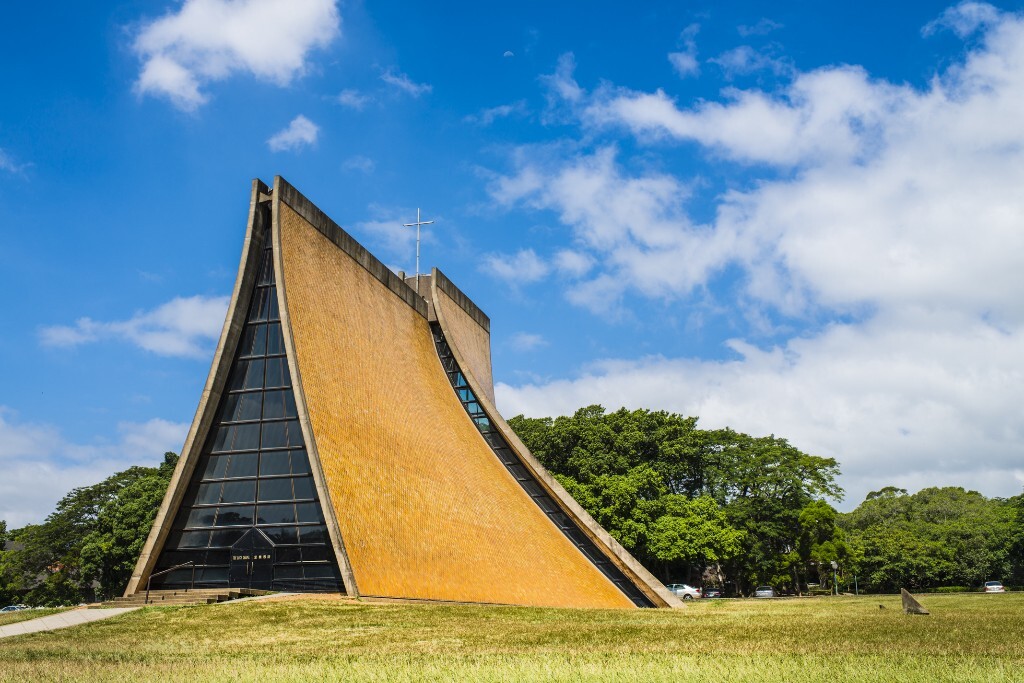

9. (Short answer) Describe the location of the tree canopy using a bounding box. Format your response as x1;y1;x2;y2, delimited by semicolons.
0;453;177;605
509;405;844;594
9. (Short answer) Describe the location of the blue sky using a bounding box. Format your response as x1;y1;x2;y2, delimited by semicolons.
3;0;1024;526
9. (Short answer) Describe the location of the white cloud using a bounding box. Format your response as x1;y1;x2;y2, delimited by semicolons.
481;249;550;285
380;68;432;97
709;45;793;79
337;88;370;109
491;146;721;311
668;24;701;78
132;0;340;110
497;309;1024;507
40;294;228;358
509;332;548;352
924;0;1001;37
738;18;783;37
0;409;188;527
0;147;27;174
353;206;435;265
342;155;375;173
492;4;1024;504
267;115;319;152
553;249;595;277
464;100;528;126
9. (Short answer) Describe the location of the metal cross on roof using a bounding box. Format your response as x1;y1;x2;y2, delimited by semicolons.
403;208;434;295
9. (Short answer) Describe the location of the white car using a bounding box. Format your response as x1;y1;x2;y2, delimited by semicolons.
753;586;777;598
666;583;702;600
983;581;1006;593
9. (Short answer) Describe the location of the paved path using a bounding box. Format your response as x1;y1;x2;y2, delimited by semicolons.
0;608;139;640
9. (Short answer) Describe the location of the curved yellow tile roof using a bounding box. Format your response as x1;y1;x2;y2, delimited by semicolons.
277;201;633;608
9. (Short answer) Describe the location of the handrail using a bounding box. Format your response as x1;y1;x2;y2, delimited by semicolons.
145;561;195;604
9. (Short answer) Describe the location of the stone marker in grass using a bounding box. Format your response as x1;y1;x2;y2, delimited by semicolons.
901;589;930;615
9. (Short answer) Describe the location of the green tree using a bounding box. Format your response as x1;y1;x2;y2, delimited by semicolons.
510;406;841;594
648;495;744;583
0;452;177;605
80;452;179;599
841;486;1013;592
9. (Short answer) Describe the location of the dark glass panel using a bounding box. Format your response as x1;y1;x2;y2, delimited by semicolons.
221;479;256;503
266;322;284;354
264;526;299;544
221;392;262;422
275;565;303;580
264;357;290;389
165;568;196;583
290;449;311;474
160;550;196;566
276;547;302;563
239;324;267;358
185;508;217;528
534;496;559;514
212;423;260;453
521;480;545;498
203;455;228;480
293;477;315;500
304;564;334;579
257;503;296;525
550;512;574;530
196;482;222;505
215;505;254;526
581;545;607;563
268;287;280;321
295;502;322;524
262;389;298;420
259;450;291;476
258;477;293;502
205;549;230;565
302;546;329;562
564;528;589;547
197;567;229;582
180;531;210;548
249;287;270;322
229;359;265;391
227;452;259;478
299;526;327;544
257;249;275;286
209;528;246;547
261;420;301;449
506;464;530;481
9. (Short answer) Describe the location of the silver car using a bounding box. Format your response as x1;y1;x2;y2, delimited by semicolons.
665;583;702;600
753;586;777;598
983;581;1006;593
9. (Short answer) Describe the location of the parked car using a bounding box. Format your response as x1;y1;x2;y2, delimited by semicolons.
666;583;702;600
0;604;29;612
983;581;1006;593
703;587;723;598
753;586;777;598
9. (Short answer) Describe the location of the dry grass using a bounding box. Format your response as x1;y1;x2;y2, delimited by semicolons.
1;593;1021;681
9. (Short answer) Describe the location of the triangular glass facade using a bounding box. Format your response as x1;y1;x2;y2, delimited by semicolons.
150;231;343;592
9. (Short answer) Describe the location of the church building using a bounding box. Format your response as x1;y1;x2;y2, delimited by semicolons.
125;177;680;609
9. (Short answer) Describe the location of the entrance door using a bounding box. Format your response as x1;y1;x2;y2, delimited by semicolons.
229;528;275;589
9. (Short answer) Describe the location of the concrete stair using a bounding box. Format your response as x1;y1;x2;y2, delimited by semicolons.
97;588;271;608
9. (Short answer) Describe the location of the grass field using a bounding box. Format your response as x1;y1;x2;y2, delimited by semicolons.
1;593;1021;682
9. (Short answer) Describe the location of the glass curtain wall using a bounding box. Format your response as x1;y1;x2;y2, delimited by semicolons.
151;228;343;592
